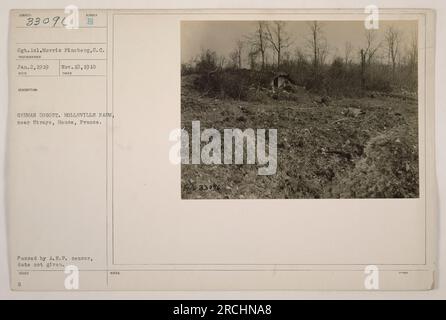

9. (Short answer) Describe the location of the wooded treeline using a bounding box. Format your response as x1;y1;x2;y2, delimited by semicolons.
182;21;418;98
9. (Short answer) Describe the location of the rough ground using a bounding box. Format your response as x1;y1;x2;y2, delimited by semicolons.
181;74;419;199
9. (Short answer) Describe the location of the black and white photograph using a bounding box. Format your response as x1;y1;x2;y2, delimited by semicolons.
2;3;442;298
181;20;419;199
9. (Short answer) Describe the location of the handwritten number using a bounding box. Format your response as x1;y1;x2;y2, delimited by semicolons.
52;16;60;27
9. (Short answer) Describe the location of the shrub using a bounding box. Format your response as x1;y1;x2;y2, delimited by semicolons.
194;69;249;100
338;128;419;198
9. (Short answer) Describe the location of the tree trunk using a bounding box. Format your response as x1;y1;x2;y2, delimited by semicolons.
360;49;366;89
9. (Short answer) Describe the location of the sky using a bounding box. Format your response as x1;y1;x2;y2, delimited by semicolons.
181;20;417;66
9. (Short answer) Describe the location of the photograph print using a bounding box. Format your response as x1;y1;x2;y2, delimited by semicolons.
180;20;419;199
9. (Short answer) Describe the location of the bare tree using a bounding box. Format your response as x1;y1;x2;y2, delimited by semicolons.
295;48;307;64
195;49;219;72
363;30;382;64
344;41;353;65
246;22;268;69
236;40;244;68
385;26;402;79
229;40;244;69
248;47;258;70
306;21;328;77
318;43;329;66
407;31;418;74
359;30;382;88
217;55;226;69
265;21;291;69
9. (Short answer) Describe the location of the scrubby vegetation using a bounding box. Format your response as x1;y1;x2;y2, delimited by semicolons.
182;22;417;101
181;21;419;199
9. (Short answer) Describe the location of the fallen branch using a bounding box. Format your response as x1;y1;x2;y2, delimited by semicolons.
332;117;349;124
